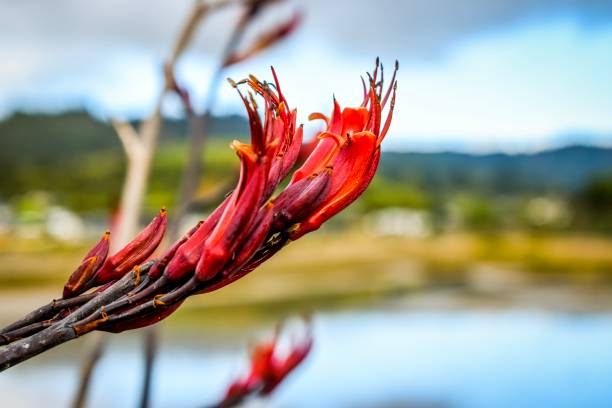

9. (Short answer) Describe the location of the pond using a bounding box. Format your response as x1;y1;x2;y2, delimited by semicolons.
1;306;612;407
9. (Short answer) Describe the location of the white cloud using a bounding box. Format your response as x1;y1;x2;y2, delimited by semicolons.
1;0;612;152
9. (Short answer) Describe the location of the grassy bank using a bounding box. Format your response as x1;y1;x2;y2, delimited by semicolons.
1;230;612;291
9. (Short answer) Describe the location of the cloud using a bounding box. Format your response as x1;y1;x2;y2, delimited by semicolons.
1;0;612;151
2;0;611;60
294;0;612;59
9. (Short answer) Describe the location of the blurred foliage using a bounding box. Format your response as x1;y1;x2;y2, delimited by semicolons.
452;194;499;231
360;177;429;211
2;231;612;294
0;111;245;213
574;173;612;233
2;111;612;234
380;146;612;194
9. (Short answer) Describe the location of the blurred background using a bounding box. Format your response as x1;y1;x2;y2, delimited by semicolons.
1;0;612;407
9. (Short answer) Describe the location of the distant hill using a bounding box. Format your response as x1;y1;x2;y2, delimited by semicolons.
1;111;612;210
379;146;612;194
0;111;249;208
0;110;248;165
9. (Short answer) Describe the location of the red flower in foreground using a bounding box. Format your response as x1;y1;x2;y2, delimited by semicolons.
54;59;397;333
218;320;313;407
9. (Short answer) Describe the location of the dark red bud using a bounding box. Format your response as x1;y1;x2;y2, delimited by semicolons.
148;220;203;279
93;208;167;285
164;198;229;281
273;169;332;231
100;301;183;333
231;203;274;273
63;231;110;298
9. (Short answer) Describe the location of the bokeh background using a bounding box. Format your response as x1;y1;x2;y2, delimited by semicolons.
1;0;612;407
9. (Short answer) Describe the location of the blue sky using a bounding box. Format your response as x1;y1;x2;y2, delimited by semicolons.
1;0;611;152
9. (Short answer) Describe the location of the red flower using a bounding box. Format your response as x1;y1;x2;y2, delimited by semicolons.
63;60;397;334
287;59;397;239
162;68;302;286
219;320;313;407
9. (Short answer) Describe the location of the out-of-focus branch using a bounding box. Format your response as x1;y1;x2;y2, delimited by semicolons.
139;326;158;408
74;2;227;404
112;105;162;250
168;0;278;66
222;10;301;67
111;120;141;160
170;0;284;240
71;335;107;408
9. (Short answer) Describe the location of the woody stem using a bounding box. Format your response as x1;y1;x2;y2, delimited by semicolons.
0;263;152;372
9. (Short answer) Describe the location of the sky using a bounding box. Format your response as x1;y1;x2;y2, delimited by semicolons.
1;0;612;152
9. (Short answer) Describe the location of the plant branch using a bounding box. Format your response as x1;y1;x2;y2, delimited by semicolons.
0;263;151;372
169;0;265;240
71;334;107;408
0;292;96;335
139;326;158;408
111;119;141;160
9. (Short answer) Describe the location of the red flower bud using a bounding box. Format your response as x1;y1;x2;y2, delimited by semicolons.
272;168;332;230
101;301;183;334
93;208;167;285
148;220;203;280
164;197;229;281
287;59;397;239
291;131;378;239
289;100;343;184
63;231;110;298
198;203;275;294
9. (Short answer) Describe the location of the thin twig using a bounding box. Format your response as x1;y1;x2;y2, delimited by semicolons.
139;326;158;408
69;2;225;403
169;0;266;240
71;334;107;408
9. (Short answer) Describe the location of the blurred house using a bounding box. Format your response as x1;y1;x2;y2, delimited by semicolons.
45;206;85;241
524;197;571;228
364;208;431;238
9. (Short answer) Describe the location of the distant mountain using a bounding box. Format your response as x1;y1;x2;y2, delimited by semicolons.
2;111;612;205
0;110;248;165
162;114;248;141
0;111;120;164
379;145;612;194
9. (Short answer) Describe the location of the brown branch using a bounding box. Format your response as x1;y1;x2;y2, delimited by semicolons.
139;326;158;408
71;334;107;408
0;292;96;335
0;263;151;372
169;0;266;240
71;1;228;402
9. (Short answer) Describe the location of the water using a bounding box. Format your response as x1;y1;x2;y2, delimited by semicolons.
2;308;612;407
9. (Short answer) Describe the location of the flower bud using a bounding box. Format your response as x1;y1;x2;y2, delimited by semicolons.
62;231;110;298
92;208;167;285
272;168;332;231
148;220;203;279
